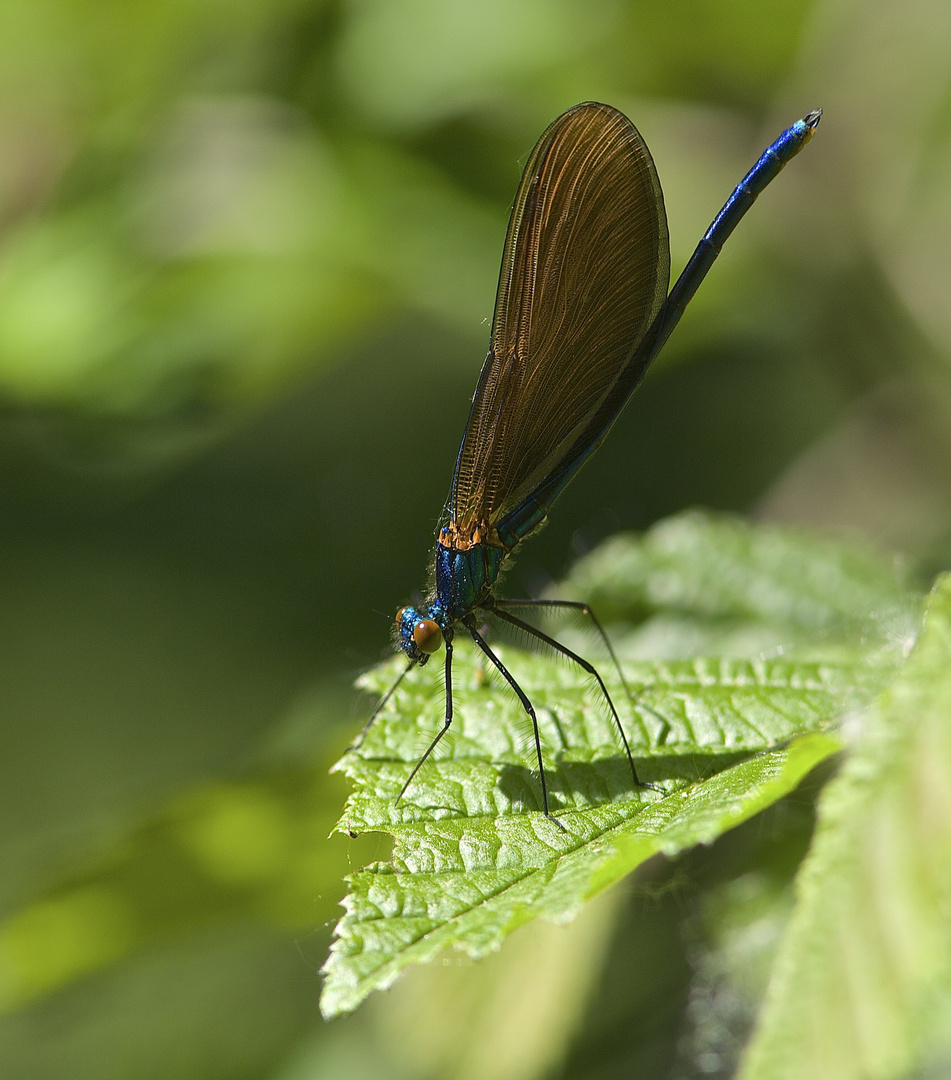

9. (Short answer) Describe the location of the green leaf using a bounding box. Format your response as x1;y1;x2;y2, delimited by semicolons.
565;510;914;638
321;515;914;1018
339;650;883;826
738;574;951;1080
322;734;841;1020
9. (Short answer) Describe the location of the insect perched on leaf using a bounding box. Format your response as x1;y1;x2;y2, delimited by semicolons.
355;101;821;817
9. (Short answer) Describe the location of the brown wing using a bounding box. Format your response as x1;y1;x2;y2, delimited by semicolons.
450;101;670;529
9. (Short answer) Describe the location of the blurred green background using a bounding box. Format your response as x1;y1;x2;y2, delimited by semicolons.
1;0;950;1076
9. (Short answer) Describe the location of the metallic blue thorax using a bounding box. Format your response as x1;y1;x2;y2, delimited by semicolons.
396;535;507;663
434;539;505;620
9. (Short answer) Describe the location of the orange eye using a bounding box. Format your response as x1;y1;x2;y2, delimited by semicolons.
412;619;443;654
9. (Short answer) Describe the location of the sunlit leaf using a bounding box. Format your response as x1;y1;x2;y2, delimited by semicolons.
321;517;913;1018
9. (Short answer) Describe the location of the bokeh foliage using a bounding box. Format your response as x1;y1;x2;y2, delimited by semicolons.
2;0;951;1077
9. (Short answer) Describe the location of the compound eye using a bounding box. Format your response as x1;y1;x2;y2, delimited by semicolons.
412;618;443;655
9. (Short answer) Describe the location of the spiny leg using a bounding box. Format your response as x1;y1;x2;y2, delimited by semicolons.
397;630;454;805
487;600;642;790
463;615;551;818
492;597;636;712
349;659;416;752
498;599;670;753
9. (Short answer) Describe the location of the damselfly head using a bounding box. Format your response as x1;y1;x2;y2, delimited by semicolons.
396;605;443;663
